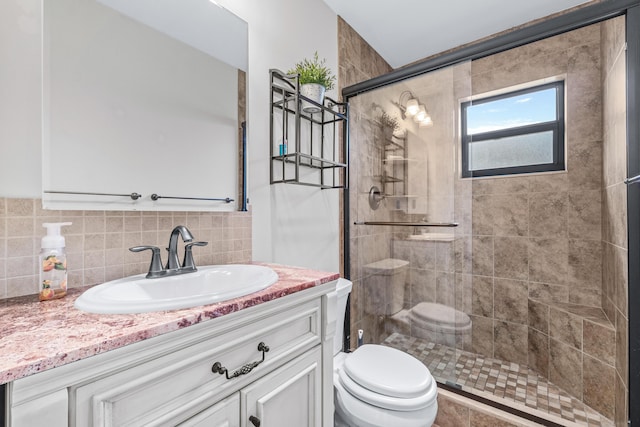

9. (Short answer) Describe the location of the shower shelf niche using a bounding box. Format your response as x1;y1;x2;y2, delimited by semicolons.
269;69;348;189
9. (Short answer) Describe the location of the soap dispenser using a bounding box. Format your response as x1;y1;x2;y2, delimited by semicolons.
39;222;72;301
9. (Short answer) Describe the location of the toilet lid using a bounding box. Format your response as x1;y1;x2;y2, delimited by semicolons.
342;345;433;399
410;302;471;327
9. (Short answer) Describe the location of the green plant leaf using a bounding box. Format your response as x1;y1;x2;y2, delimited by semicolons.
287;51;336;91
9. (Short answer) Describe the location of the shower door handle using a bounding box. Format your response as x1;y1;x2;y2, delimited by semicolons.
625;175;640;185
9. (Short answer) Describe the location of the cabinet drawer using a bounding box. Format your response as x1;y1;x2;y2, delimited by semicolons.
73;299;321;426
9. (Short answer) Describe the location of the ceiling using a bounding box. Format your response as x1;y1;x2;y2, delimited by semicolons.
322;0;593;68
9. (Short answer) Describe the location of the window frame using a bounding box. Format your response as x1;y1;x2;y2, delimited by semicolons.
460;80;565;178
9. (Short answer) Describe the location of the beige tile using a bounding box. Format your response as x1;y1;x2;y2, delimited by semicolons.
84;216;106;233
527;173;567;193
6;256;35;279
6;237;35;258
494;237;528;280
616;309;628;387
124;216;142;232
583;355;615;420
6;217;35;238
471;315;493;356
492;194;528;237
549;307;582;349
493;278;528;323
434;395;469;427
528;328;549;378
106;216;124;233
528;238;568;285
84;251;105;269
6;198;35;217
528;299;549;333
583;319;615;365
472;236;493;276
568;239;601;288
494;320;528;365
8;276;38;297
472;275;493;317
549;338;583;399
567;191;601;240
529;192;567;238
84;234;105;251
615;371;628;427
469;410;517;427
567;138;602;192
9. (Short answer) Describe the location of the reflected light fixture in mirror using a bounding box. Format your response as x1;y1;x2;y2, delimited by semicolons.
396;90;433;127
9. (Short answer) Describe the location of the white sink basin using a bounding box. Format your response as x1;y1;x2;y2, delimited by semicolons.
74;265;279;314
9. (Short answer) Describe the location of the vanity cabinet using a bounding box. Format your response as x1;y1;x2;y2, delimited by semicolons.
6;282;337;427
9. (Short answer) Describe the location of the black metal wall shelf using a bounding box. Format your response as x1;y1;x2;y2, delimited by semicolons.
270;69;348;189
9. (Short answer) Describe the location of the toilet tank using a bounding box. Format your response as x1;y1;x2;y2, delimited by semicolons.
333;278;353;356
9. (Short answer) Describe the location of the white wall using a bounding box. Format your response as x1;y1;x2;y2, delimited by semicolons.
216;0;340;272
0;0;41;198
0;0;341;272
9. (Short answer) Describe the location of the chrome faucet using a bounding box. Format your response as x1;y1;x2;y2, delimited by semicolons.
129;225;208;279
166;225;194;270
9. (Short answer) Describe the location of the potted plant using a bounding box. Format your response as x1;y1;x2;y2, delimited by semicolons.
288;52;336;113
379;111;399;140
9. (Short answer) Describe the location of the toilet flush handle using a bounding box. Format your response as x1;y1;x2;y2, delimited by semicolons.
249;415;261;426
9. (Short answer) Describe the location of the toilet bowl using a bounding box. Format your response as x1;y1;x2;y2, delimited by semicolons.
332;279;438;427
407;302;472;349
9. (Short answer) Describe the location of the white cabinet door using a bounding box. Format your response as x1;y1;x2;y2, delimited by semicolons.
179;393;240;427
242;349;322;427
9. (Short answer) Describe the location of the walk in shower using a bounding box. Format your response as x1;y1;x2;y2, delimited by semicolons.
344;13;630;426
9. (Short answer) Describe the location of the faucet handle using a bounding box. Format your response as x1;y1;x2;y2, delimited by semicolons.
182;241;208;270
129;245;165;278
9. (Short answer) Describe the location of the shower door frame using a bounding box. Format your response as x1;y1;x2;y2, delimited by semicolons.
342;0;640;424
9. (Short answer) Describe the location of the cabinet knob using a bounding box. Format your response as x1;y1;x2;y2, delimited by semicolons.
249;415;261;426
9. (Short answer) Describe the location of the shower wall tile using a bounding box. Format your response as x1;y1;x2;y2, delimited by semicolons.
583;355;615;420
528;299;549;334
472;275;493;317
493;278;528;323
549;338;583;399
583;319;615;365
529;192;567;238
549;307;582;350
528;238;568;285
494;237;528;280
493;320;528;366
470;315;493;358
568;191;602;240
471;236;493;276
528;328;550;378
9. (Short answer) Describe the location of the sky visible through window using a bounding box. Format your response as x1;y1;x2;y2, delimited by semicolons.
467;87;557;135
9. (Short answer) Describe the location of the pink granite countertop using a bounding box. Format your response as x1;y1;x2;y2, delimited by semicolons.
0;263;339;385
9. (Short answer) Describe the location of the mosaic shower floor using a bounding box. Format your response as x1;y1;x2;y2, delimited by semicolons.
382;333;614;427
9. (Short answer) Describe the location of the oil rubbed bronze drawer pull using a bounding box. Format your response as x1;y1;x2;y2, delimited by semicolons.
211;342;270;380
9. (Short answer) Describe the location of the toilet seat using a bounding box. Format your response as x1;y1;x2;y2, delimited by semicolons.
337;345;436;411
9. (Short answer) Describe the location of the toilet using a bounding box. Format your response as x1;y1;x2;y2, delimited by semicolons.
332;279;438;427
363;258;409;316
408;302;472;349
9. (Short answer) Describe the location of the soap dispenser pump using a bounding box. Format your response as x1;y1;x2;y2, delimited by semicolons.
39;222;72;301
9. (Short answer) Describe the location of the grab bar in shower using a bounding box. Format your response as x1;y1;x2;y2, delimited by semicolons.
354;221;458;227
625;175;640;185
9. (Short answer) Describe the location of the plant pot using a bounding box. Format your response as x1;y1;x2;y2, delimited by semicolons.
300;83;325;113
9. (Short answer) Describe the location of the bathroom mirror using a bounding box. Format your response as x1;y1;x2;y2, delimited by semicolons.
42;0;247;211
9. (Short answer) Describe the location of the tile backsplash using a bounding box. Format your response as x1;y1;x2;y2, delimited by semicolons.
0;198;252;299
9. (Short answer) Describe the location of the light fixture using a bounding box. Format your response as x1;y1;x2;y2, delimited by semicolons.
395;91;433;127
406;98;419;116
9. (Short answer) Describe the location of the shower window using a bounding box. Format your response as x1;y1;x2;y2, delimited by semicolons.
460;80;565;177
